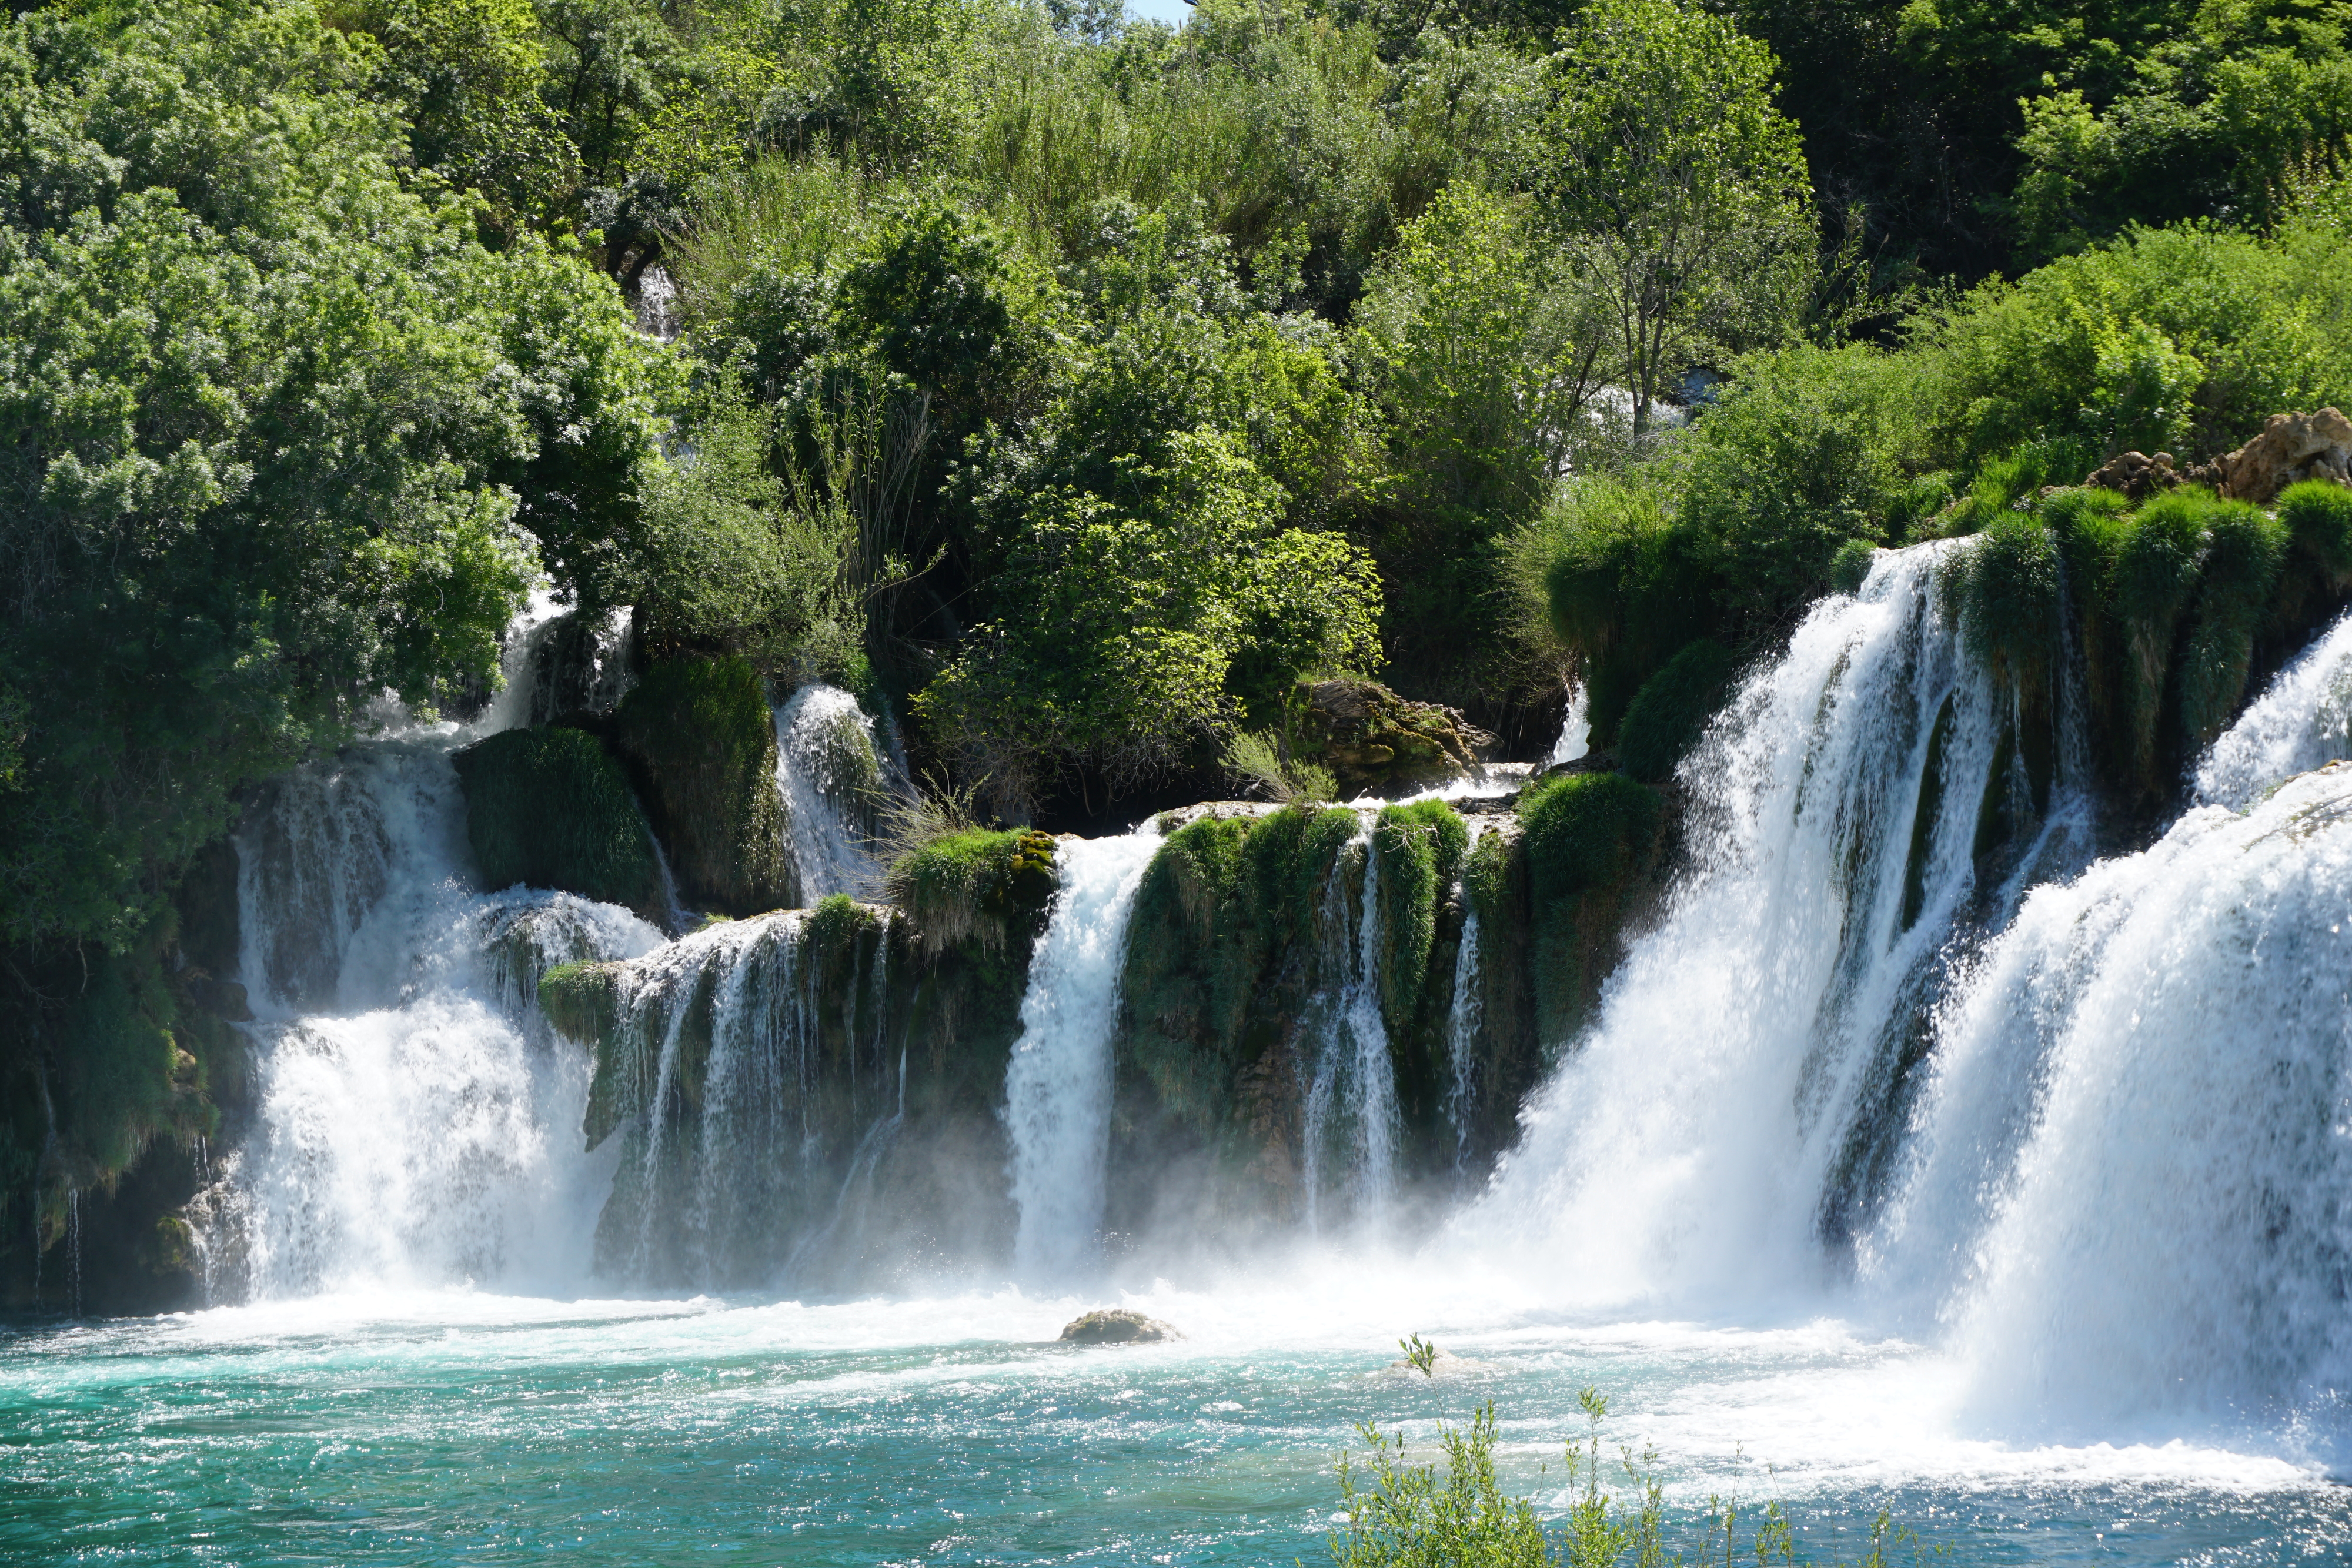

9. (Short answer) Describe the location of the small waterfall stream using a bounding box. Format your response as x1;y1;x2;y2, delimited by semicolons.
1003;827;1162;1280
1301;823;1404;1234
772;683;890;901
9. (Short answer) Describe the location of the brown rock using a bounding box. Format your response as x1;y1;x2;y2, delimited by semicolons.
2084;449;2187;501
2201;409;2352;504
1058;1309;1182;1344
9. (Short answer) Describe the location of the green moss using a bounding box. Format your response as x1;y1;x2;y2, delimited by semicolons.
1372;800;1468;1035
1954;512;2063;694
2179;499;2288;746
2281;481;2352;583
614;657;794;916
1517;772;1662;1052
1616;640;1735;783
452;726;660;914
892;827;1057;955
1462;828;1512;927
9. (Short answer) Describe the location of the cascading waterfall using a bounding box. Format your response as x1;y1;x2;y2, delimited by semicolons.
1003;827;1162;1280
1443;903;1484;1176
1549;683;1591;767
203;599;663;1299
1462;543;2083;1305
771;683;890;901
1859;609;2352;1439
1301;822;1403;1233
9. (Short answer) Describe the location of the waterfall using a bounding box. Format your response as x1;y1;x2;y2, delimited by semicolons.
1444;904;1484;1176
476;590;634;736
585;901;897;1289
1549;682;1591;766
212;668;663;1298
1463;543;2080;1306
1003;827;1161;1280
771;683;889;901
1859;610;2352;1438
1301;821;1403;1233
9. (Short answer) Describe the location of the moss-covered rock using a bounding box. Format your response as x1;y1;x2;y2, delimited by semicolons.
888;827;1057;956
1291;678;1490;793
614;657;795;917
452;726;661;915
1372;800;1468;1036
1616;640;1735;784
1517;771;1664;1051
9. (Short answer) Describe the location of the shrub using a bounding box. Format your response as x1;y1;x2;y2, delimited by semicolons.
2178;499;2288;745
2281;480;2352;584
1615;641;1735;784
1950;512;2063;696
452;726;660;914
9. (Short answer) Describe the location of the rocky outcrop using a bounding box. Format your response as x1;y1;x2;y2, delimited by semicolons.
613;657;796;916
1292;677;1492;793
2200;409;2352;504
2085;448;2190;500
2089;411;2352;506
1060;1309;1181;1343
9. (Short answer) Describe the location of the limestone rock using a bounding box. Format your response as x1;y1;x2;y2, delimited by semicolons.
1294;678;1492;793
2084;449;2187;501
2200;409;2352;504
1058;1308;1181;1344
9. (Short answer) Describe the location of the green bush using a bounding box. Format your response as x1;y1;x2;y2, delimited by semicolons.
1516;771;1661;1050
1615;641;1735;784
614;657;795;917
453;727;660;914
1952;511;2063;695
2178;499;2288;745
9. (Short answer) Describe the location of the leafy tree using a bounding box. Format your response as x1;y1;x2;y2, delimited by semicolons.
1533;0;1815;436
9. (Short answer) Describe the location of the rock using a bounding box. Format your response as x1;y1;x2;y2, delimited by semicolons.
613;657;796;916
1293;677;1493;793
2199;409;2352;504
2084;449;2187;501
1058;1309;1181;1344
453;724;664;918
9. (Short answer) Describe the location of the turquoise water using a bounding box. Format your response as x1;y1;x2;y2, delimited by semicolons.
8;1278;2350;1566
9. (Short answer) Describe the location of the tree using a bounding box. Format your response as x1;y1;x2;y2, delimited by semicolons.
1534;0;1813;434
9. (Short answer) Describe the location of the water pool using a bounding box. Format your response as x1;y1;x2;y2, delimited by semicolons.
7;1276;2347;1566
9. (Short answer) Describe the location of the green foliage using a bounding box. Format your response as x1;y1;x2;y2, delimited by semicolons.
1223;728;1339;804
1616;640;1735;784
1676;345;1931;619
2179;497;2290;745
1523;476;1709;744
614;657;794;915
0;0;668;955
1830;539;1879;594
1331;1403;1553;1568
2281;478;2352;583
923;427;1382;811
1374;800;1470;1032
1535;0;1815;433
886;826;1058;956
1919;223;2352;470
453;726;660;913
1951;511;2064;695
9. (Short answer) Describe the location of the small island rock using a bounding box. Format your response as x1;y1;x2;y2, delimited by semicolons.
1059;1309;1181;1344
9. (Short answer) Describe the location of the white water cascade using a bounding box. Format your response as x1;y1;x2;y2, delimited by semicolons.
771;683;891;901
1003;826;1162;1280
1549;681;1591;767
1462;542;2090;1307
1301;823;1404;1233
204;603;663;1299
1859;610;2352;1441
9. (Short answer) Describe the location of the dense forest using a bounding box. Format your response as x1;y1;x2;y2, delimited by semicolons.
6;0;2352;1281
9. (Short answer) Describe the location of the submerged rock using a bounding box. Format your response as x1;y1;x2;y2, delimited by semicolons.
1059;1309;1181;1344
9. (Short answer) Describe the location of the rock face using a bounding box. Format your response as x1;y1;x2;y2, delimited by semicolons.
452;726;663;918
1294;677;1491;792
2201;408;2352;503
2086;410;2352;506
1059;1309;1181;1343
613;656;796;916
